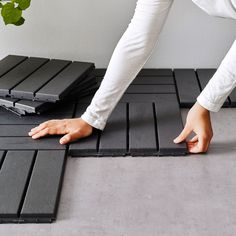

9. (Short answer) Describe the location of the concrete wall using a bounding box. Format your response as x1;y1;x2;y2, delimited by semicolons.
0;0;236;68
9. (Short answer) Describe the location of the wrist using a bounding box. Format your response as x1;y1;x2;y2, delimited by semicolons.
194;101;209;114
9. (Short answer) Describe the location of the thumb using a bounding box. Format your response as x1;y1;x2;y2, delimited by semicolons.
173;125;191;143
60;133;78;145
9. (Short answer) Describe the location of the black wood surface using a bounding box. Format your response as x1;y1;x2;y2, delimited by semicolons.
137;69;173;77
35;61;94;102
98;103;127;156
128;102;158;156
0;57;49;96
11;59;71;100
69;103;100;157
0;55;27;77
20;150;66;222
133;76;174;85
0;151;35;221
154;94;187;156
125;84;176;94
174;69;201;107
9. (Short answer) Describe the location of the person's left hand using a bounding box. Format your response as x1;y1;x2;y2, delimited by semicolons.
28;118;93;144
173;101;213;153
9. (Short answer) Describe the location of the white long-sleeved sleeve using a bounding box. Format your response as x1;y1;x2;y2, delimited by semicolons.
81;0;174;130
197;39;236;112
192;0;236;19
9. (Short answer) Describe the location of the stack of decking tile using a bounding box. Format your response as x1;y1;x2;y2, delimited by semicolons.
0;55;99;115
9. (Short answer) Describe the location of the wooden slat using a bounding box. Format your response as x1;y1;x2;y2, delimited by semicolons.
132;76;174;85
0;55;27;77
128;102;158;156
20;150;66;222
0;137;66;150
0;97;19;107
0;151;35;220
0;109;73;125
98;103;127;156
154;94;187;156
69;103;100;157
196;69;216;89
174;69;201;107
137;69;173;77
120;94;157;103
11;59;71;100
0;57;49;96
14;100;53;114
35;61;94;102
91;68;106;77
0;125;35;136
0;106;26;116
125;84;175;94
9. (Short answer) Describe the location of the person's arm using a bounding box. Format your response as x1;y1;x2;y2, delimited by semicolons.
174;39;236;153
29;0;174;144
80;0;174;130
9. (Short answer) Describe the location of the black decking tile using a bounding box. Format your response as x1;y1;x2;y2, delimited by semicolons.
20;150;66;223
98;103;127;156
10;59;71;100
0;111;73;125
174;69;201;107
0;97;19;107
0;106;27;116
0;137;66;150
137;69;173;77
0;125;35;136
0;55;27;77
0;57;49;96
128;102;158;156
125;84;176;94
34;61;94;102
0;150;35;222
14;100;54;114
132;76;174;85
69;103;100;157
154;94;187;156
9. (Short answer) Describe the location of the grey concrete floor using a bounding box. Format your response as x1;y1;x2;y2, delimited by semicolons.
1;108;236;236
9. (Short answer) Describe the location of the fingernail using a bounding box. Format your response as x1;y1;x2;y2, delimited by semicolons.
60;139;65;144
31;126;38;131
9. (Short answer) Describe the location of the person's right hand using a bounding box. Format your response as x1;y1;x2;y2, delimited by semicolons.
173;101;213;153
28;117;94;145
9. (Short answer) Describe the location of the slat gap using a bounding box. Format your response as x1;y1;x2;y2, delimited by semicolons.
17;150;38;217
152;102;159;153
126;103;129;155
0;150;7;170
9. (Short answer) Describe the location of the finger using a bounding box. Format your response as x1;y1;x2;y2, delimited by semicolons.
60;133;78;145
189;135;198;143
29;120;66;136
29;122;49;136
189;136;209;153
173;125;192;143
31;127;56;139
197;135;209;153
